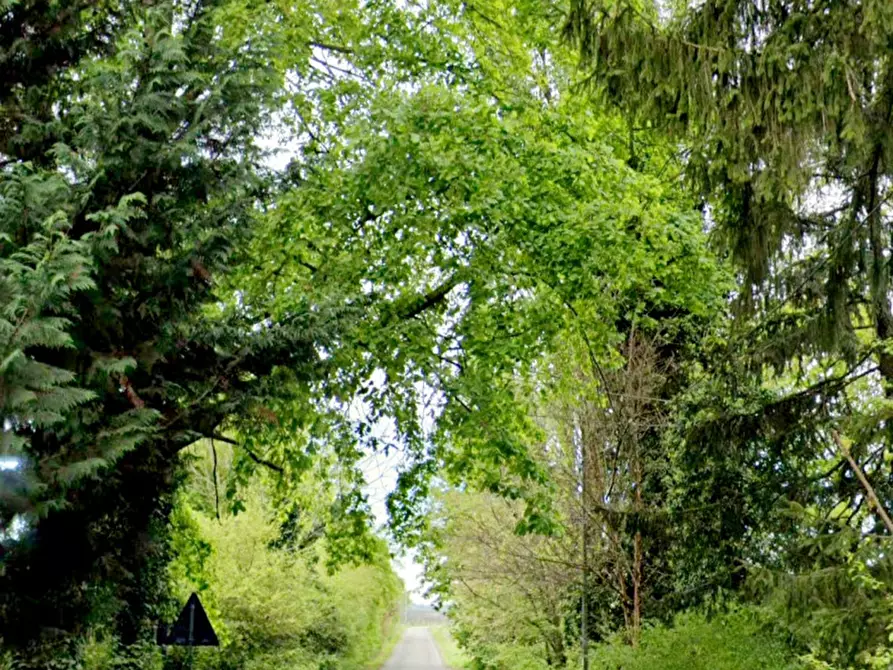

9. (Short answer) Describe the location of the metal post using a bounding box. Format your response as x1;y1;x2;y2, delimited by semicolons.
187;603;195;668
581;437;589;670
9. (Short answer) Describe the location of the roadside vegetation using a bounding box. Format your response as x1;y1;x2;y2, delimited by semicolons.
429;625;471;670
79;444;403;670
364;623;406;670
1;1;892;669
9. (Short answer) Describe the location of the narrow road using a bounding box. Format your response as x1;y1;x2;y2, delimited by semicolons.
381;626;446;669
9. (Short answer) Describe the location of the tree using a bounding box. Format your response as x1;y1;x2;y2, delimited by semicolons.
566;0;893;375
170;447;403;670
565;1;893;664
73;442;403;670
0;0;356;658
236;0;726;542
564;0;893;435
2;0;817;664
424;488;577;668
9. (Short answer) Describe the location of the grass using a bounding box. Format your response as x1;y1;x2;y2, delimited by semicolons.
366;621;405;670
429;624;471;670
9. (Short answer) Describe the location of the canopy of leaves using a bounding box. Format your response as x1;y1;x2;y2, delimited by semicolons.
6;1;893;669
232;0;727;544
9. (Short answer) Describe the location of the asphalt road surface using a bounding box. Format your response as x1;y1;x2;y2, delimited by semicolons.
381;627;446;669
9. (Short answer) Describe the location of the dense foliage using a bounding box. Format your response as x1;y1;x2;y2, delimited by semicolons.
3;0;893;669
419;2;893;670
0;0;386;663
73;445;402;670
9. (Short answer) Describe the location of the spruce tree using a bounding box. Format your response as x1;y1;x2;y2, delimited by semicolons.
565;0;893;518
567;0;893;379
565;2;893;661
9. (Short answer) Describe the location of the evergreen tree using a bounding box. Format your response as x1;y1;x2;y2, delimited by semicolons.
0;1;338;658
566;0;893;384
566;1;893;663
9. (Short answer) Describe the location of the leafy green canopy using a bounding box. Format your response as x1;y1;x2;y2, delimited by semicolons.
0;0;723;658
0;0;346;653
234;0;726;543
566;0;893;377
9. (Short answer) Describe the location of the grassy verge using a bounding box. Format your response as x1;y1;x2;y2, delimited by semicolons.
429;624;470;670
365;621;404;670
588;610;804;670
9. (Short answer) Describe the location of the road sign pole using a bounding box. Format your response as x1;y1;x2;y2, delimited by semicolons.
581;437;589;670
187;602;196;668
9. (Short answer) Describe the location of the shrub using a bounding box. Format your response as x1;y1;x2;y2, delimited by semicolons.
588;609;803;670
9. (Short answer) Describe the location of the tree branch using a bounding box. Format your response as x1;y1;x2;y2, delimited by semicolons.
308;41;354;55
244;447;284;474
207;433;284;474
832;429;893;535
210;439;221;522
384;273;464;326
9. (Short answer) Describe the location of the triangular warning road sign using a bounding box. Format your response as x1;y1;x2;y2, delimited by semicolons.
157;593;219;646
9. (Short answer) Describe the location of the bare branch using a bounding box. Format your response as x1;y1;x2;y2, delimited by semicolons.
832;429;893;535
206;433;284;474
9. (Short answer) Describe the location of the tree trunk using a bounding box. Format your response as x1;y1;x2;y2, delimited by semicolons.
631;454;644;647
865;144;893;391
632;530;642;646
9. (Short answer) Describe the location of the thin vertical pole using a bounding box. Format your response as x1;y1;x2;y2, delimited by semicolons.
581;431;589;670
187;602;195;668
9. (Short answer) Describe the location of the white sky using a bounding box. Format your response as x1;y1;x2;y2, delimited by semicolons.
351;393;432;604
360;444;430;603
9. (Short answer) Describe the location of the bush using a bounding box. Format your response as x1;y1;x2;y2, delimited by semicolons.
588;610;803;670
37;474;404;670
175;486;402;670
